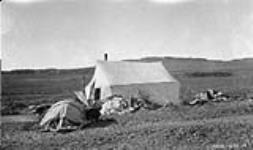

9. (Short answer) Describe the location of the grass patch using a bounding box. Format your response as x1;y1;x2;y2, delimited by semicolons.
2;115;253;149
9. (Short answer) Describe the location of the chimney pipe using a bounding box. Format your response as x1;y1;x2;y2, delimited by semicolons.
104;53;108;61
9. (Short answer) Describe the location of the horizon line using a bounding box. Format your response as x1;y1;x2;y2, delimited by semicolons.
1;56;253;71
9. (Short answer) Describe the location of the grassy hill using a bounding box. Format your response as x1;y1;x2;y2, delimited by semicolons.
130;56;253;71
2;57;253;115
3;57;253;74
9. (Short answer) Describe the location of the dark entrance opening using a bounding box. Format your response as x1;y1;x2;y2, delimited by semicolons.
94;88;101;100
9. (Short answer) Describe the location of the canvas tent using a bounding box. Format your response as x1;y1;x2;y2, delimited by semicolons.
85;61;180;105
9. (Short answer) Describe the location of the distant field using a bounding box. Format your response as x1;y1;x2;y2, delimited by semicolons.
2;70;253;115
2;58;253;115
1;68;94;115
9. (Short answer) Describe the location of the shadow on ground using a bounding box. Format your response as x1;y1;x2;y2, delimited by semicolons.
82;118;118;129
38;118;118;133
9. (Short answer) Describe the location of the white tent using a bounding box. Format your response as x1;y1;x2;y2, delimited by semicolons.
85;61;180;105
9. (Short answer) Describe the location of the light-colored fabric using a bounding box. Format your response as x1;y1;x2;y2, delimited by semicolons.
97;61;178;85
111;82;180;105
100;97;128;116
74;91;88;106
40;100;85;127
85;60;180;104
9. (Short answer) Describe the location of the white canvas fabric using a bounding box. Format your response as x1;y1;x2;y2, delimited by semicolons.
74;91;88;106
98;61;178;85
85;61;180;104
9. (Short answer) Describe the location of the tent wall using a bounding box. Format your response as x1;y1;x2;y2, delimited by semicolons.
85;64;111;99
85;61;181;104
110;82;180;105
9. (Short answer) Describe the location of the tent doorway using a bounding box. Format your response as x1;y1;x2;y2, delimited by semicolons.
94;88;101;100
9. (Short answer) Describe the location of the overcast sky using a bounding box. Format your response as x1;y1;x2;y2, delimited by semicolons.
2;0;253;70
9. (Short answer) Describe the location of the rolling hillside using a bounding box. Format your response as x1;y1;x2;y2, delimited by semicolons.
3;57;253;74
2;57;253;115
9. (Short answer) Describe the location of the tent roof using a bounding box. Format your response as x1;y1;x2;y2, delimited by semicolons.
95;60;179;86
